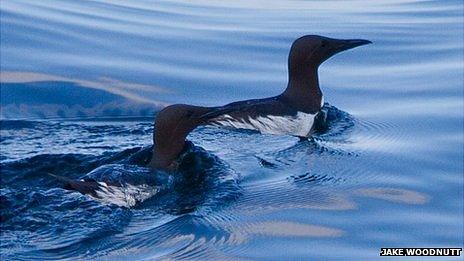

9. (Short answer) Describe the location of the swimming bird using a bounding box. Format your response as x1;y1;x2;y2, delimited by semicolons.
50;35;370;200
149;35;371;170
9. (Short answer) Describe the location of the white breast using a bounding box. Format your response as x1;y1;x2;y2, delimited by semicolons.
210;111;317;137
210;96;324;137
92;181;160;207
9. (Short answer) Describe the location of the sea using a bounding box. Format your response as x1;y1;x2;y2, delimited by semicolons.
1;0;463;259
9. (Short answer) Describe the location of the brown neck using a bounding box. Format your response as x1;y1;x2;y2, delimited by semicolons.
148;104;213;171
282;66;322;112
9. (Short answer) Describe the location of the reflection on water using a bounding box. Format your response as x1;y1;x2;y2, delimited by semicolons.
0;71;170;104
354;188;429;205
228;221;344;245
1;0;463;259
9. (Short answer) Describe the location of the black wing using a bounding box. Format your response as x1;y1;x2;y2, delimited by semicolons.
197;96;295;122
48;173;111;198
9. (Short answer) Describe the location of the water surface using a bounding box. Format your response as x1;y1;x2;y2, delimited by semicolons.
1;0;463;259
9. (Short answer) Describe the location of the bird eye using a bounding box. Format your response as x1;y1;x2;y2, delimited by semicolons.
321;41;327;47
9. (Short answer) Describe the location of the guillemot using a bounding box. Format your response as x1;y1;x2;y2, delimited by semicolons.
50;35;371;199
149;35;371;170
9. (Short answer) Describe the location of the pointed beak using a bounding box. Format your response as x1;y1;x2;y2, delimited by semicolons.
335;39;372;52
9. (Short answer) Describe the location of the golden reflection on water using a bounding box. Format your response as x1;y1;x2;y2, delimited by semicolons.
0;71;170;105
234;188;357;217
227;221;344;245
353;187;429;205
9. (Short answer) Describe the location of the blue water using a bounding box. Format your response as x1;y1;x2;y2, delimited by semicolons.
1;0;463;259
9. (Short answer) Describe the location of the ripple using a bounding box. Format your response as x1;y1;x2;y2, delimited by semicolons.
228;221;344;245
238;184;357;213
353;187;429;205
1;0;463;258
350;118;403;153
0;102;411;259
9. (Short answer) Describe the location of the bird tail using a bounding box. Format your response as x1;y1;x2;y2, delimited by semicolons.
47;173;101;198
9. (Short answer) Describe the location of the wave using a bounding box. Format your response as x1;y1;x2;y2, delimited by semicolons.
0;102;404;259
0;81;162;119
